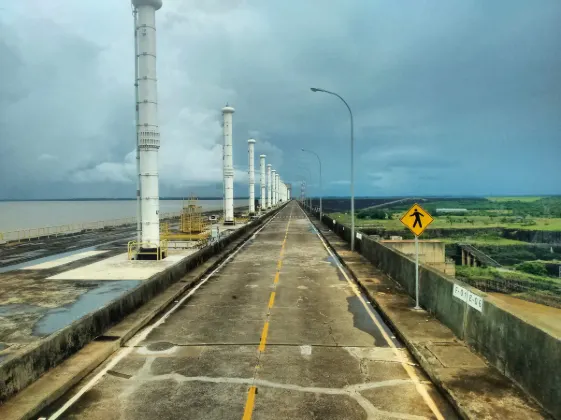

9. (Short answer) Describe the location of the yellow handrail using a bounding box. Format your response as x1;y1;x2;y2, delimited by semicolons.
127;240;168;260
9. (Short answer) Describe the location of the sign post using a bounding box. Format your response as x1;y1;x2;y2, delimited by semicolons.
400;203;434;310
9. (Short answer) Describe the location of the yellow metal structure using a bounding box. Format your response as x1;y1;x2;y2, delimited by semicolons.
160;196;210;242
128;240;168;260
180;196;206;234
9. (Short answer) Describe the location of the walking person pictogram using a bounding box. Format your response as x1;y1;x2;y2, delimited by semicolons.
410;208;424;228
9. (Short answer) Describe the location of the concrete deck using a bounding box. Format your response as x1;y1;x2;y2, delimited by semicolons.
0;240;192;356
0;216;253;361
38;202;458;419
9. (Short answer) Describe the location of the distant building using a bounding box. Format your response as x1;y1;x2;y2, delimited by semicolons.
436;208;468;214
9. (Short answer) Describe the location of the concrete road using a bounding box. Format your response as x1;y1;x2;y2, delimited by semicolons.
42;202;458;420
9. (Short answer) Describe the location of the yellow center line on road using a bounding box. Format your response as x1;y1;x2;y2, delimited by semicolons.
258;322;270;352
242;205;293;420
268;291;276;309
242;387;257;419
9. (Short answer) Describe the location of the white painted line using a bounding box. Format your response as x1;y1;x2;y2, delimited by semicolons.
303;210;446;420
300;345;312;356
22;250;108;270
48;207;283;419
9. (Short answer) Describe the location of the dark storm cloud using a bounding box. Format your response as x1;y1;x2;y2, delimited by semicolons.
0;0;560;199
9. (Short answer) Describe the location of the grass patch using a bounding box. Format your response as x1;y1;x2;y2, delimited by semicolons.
486;196;543;202
331;212;561;231
456;266;561;308
456;265;561;289
440;237;526;246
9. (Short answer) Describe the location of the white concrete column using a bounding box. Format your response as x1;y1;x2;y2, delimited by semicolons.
248;139;255;214
134;0;163;250
271;170;277;207
276;174;280;204
222;105;235;224
259;154;266;211
267;164;272;208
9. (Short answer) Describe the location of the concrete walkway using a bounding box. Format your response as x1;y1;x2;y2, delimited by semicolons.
40;202;457;419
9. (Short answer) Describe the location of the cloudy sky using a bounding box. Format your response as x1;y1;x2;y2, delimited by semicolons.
1;0;560;199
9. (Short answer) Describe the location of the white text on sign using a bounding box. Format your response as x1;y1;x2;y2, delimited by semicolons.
453;284;484;312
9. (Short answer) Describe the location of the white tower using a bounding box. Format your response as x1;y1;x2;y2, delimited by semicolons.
260;155;266;211
222;105;235;225
267;164;272;208
248;139;256;214
275;173;280;204
133;0;163;258
271;170;277;206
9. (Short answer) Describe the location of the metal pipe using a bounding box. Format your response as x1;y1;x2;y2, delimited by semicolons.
415;235;420;310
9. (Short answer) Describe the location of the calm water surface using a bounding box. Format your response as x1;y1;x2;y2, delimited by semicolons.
0;200;247;232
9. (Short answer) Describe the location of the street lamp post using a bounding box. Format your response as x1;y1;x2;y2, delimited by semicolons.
310;87;355;251
296;175;308;207
297;166;314;210
301;148;322;221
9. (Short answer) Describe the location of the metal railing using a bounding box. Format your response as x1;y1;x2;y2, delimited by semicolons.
127;240;169;261
0;212;181;244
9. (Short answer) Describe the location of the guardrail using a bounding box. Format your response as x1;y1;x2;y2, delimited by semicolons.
127;240;169;261
0;212;181;244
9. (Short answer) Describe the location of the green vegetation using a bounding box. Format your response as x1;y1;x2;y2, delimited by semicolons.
331;196;561;231
456;266;561;308
476;245;561;266
356;208;387;220
515;261;548;276
456;266;561;289
439;236;526;246
486;196;543;202
331;212;561;231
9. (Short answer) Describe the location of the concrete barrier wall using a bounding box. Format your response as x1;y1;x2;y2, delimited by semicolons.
318;212;561;419
0;207;283;402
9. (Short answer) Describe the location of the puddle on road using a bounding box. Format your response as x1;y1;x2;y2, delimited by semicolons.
347;295;402;348
323;256;347;282
32;280;141;336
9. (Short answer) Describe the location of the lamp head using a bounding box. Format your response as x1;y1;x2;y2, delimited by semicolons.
310;88;319;92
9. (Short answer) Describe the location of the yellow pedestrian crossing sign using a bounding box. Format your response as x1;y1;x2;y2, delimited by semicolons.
400;203;434;236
